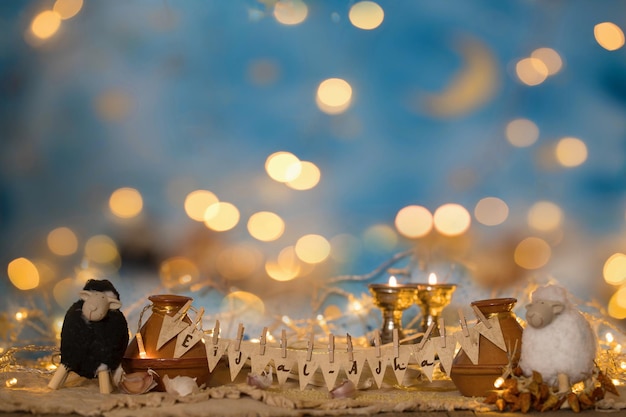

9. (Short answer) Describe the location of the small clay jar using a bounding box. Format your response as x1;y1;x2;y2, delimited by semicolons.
449;298;523;397
122;294;210;391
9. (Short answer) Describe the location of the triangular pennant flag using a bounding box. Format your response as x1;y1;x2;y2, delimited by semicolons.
204;338;229;372
364;346;390;389
250;350;272;376
455;327;480;365
431;335;456;375
295;351;319;390
389;344;412;386
475;316;506;352
268;348;297;385
173;326;203;358
156;300;193;350
342;350;366;387
413;339;436;382
227;341;255;382
318;353;342;391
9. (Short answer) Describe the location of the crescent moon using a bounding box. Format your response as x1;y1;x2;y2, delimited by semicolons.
421;38;500;118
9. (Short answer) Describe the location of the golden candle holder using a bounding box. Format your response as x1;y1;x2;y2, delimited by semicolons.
415;277;456;336
368;282;418;344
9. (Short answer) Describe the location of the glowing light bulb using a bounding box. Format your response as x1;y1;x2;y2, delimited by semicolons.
388;276;398;286
428;273;438;285
493;377;504;388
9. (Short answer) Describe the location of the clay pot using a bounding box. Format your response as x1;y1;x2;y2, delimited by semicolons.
122;294;210;391
449;297;523;397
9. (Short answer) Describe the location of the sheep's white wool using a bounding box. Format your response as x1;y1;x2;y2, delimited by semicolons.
519;285;597;387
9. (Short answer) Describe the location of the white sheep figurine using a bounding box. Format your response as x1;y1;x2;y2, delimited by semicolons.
519;284;597;393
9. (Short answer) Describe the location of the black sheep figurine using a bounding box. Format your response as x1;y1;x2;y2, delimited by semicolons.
48;279;129;394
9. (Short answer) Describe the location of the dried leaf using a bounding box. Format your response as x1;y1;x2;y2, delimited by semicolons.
598;371;619;396
503;378;517;391
540;394;559;412
519;391;531;413
503;392;518;404
532;370;543;385
538;383;550;401
591;386;605;402
495;398;506;412
484;391;499;404
513;366;523;377
578;392;594;407
567;392;580;413
526;380;539;397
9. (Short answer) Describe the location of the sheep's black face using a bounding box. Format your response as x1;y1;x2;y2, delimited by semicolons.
525;300;565;329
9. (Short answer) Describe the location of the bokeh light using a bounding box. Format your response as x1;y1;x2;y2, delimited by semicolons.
530;47;563;75
316;78;353;115
394;205;433;238
433;203;471;236
555;137;587;167
363;224;397;252
84;235;119;265
47;226;78;256
109;187;143;219
7;258;40;290
265;151;302;183
266;246;301;281
286;161;321;190
30;11;61;40
53;277;83;308
349;1;384;30
329;234;361;263
506;118;539;147
594;22;625;51
204;202;240;232
159;257;200;288
608;287;626;319
273;0;308;25
474;197;509;226
53;0;83;20
220;291;266;325
514;237;551;269
527;201;562;231
94;89;134;122
604;253;626;286
216;244;263;281
184;190;219;222
247;211;285;242
295;234;331;264
515;57;549;86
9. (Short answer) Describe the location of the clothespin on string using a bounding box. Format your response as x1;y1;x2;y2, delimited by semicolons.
472;304;492;329
439;318;446;348
212;320;220;345
281;329;287;359
346;333;354;362
235;323;244;352
259;327;268;356
393;328;399;358
374;330;381;358
418;322;434;351
458;308;470;337
328;333;335;364
306;332;314;362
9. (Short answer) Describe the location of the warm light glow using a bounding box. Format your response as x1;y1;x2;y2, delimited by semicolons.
47;227;78;256
5;378;17;387
273;0;308;25
247;211;285;242
295;234;331;264
184;190;219;221
286;161;321;190
221;291;266;324
604;253;626;286
349;1;384;30
515;57;548;86
493;377;504;389
608;287;626;319
7;257;40;290
109;187;143;219
594;22;625;51
316;78;353;115
606;332;615;344
265;151;302;183
527;201;562;231
53;0;83;20
428;273;437;285
266;246;301;281
474;197;509;226
15;310;28;321
329;233;361;264
363;224;398;251
514;237;551;270
84;235;119;264
555;137;587;167
506;118;539;147
433;203;471;236
204;202;240;232
30;10;62;40
395;205;433;238
53;278;82;308
159;257;199;288
388;275;398;286
95;89;134;122
531;47;563;75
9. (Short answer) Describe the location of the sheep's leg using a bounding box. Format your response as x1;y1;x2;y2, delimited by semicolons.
48;364;69;390
557;373;570;393
97;364;112;394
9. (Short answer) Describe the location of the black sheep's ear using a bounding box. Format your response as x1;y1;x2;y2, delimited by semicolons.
80;290;91;301
108;296;122;310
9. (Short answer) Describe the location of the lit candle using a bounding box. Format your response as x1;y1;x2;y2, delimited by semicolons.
389;275;398;286
428;273;437;285
415;273;457;335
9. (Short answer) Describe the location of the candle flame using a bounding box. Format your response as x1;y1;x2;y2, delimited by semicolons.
428;273;437;285
388;276;398;286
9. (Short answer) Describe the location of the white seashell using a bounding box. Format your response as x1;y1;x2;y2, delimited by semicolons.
329;379;356;399
118;369;158;395
246;367;273;389
162;375;199;397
